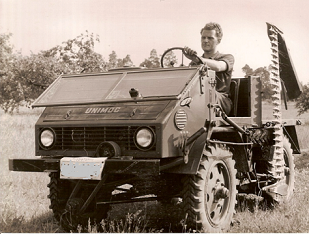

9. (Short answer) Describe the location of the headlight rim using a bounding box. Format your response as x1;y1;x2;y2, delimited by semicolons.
133;126;156;151
39;128;56;150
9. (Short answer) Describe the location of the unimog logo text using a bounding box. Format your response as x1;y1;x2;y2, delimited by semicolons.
85;107;121;114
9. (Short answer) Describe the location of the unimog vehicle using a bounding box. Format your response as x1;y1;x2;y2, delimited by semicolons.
9;23;302;232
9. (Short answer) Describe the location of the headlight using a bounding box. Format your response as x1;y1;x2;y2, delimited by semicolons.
39;128;55;149
134;127;155;151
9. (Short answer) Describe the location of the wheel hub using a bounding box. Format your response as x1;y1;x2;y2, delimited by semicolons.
204;161;231;225
66;198;84;216
214;183;230;201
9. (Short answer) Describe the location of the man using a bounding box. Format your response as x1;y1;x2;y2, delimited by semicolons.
184;22;234;115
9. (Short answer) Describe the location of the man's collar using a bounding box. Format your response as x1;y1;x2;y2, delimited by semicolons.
202;51;219;59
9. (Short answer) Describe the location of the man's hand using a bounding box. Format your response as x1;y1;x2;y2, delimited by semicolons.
183;46;203;64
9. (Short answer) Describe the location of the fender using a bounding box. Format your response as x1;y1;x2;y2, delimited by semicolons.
164;127;250;174
164;132;208;174
211;129;249;173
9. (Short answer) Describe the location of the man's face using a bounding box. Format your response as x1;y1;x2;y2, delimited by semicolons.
201;29;220;53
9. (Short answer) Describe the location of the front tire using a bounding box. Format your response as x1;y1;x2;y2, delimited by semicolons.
182;144;237;232
48;172;111;232
47;172;72;222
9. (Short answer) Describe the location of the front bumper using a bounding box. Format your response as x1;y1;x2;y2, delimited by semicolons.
9;158;162;177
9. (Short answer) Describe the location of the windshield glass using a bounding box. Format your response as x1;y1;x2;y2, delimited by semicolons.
33;68;197;107
106;69;195;99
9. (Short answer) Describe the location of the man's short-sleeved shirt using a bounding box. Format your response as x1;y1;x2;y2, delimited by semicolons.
203;52;234;94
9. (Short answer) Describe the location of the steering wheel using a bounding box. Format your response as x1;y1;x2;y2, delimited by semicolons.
160;47;204;68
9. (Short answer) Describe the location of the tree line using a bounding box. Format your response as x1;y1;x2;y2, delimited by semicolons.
0;32;307;114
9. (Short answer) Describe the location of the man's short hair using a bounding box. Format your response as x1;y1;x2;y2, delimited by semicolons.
200;22;223;42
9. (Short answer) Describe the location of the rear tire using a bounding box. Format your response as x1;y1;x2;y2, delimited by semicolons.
282;136;295;201
270;136;295;203
182;144;237;232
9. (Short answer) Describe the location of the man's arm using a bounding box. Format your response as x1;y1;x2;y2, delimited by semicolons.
199;58;227;72
183;46;228;72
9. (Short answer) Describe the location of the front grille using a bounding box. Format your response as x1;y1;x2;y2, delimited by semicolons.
40;126;155;152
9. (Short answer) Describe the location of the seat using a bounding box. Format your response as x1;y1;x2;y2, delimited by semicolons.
229;79;240;117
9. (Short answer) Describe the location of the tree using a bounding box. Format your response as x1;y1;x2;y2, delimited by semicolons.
117;54;133;68
0;33;22;113
106;51;134;70
122;54;133;67
0;31;106;113
295;83;309;115
241;64;253;76
0;33;14;77
139;49;160;68
161;50;178;68
107;51;118;70
242;64;272;100
42;31;106;74
11;53;63;108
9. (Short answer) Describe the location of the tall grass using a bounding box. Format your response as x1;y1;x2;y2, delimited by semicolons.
231;170;309;232
0;108;56;232
1;103;309;233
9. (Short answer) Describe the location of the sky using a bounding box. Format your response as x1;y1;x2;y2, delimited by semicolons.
1;0;309;84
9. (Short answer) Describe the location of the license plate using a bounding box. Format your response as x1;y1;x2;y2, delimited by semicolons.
60;157;107;180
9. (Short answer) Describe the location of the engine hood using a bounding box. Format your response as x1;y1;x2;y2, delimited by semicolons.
40;101;172;122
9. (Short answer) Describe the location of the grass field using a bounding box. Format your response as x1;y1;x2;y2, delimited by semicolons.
1;103;309;233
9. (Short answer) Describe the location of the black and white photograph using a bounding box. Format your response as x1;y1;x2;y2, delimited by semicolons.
1;0;309;232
